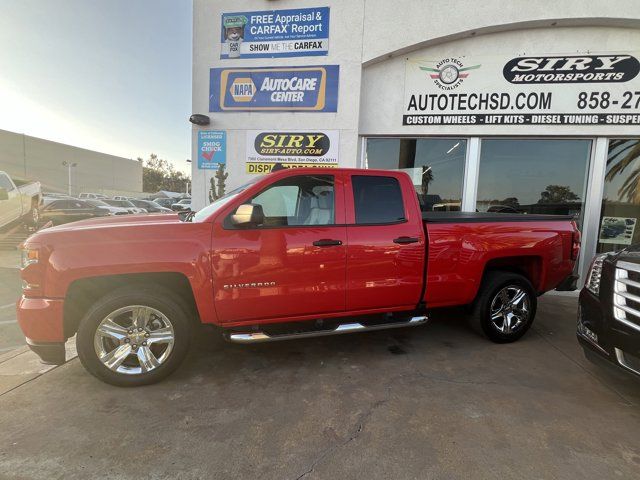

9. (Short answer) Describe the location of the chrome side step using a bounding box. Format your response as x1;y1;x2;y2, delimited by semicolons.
226;315;428;344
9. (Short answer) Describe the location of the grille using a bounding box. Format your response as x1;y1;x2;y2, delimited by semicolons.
613;261;640;333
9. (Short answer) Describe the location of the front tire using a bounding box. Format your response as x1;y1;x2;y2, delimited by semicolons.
470;271;537;343
76;286;193;386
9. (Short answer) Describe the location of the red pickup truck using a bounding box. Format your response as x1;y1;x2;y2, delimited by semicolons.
17;168;580;386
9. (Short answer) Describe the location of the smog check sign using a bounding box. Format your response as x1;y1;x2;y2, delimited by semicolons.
197;130;226;170
209;65;339;112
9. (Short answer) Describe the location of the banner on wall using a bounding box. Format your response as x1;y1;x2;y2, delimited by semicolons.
197;130;226;170
210;65;339;112
220;7;329;59
245;130;339;174
599;216;637;245
403;53;640;125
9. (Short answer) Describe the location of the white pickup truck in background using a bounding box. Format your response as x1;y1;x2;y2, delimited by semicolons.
0;171;42;231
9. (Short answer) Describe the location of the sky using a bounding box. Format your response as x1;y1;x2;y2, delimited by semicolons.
0;0;192;173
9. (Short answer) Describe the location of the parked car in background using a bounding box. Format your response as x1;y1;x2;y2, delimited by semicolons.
80;192;109;200
40;198;111;225
17;168;580;386
171;198;192;211
0;171;41;230
151;198;175;209
83;199;130;216
112;195;134;201
102;199;146;214
579;246;640;380
42;194;75;207
129;199;172;213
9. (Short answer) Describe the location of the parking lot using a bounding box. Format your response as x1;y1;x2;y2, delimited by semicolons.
0;251;22;354
1;292;639;479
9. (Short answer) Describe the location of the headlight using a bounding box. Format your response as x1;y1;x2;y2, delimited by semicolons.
585;253;610;295
21;247;39;269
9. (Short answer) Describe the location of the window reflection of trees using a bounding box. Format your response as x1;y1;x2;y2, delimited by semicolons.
605;139;640;203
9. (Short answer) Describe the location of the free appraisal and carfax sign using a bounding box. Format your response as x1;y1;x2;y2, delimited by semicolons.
245;130;339;174
403;52;640;126
209;65;339;112
220;6;329;59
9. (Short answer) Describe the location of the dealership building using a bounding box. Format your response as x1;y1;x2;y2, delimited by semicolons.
0;128;143;197
191;0;640;284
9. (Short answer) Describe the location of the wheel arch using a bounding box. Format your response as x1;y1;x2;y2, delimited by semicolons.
479;255;543;296
63;272;200;339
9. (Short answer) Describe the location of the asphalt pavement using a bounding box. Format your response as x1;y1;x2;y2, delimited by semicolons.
0;251;23;354
0;294;639;479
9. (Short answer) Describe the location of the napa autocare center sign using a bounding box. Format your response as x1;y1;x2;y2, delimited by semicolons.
403;52;640;125
209;65;339;112
197;131;226;170
220;7;329;59
245;131;339;174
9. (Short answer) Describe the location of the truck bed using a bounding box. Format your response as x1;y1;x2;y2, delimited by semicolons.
422;211;576;223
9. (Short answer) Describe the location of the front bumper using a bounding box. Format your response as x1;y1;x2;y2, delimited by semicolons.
25;338;66;365
17;296;66;364
578;288;640;380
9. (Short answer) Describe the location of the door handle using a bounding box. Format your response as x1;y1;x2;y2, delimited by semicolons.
313;239;343;247
393;236;420;244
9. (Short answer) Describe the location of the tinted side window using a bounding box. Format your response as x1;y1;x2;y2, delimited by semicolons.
352;176;405;224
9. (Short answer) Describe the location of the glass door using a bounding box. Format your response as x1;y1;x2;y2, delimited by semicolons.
364;138;467;211
475;139;592;230
597;139;640;254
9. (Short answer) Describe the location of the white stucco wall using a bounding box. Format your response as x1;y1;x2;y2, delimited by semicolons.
192;0;640;209
191;0;365;210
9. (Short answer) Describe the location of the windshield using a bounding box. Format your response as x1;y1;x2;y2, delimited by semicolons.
192;178;261;223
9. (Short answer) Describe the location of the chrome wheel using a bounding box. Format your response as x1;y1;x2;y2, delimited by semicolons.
489;286;531;334
93;305;175;375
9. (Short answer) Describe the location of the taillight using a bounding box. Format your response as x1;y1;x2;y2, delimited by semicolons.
571;223;581;261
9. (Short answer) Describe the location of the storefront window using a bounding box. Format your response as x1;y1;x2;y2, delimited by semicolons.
476;139;591;225
365;138;466;211
597;139;640;253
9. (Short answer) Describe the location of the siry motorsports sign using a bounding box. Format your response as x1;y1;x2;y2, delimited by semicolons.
245;130;339;174
403;52;640;125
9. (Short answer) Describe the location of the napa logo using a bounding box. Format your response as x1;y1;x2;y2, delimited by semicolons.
229;77;256;102
210;65;339;112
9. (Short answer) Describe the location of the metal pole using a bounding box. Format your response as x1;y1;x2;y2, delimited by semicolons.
68;163;72;196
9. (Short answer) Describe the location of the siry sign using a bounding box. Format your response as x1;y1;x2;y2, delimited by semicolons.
245;130;339;174
503;55;640;84
404;51;640;126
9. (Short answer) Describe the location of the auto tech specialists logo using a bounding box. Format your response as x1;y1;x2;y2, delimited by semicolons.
503;55;640;83
419;58;481;90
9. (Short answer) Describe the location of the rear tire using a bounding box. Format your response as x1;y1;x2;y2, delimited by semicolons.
76;286;193;387
469;271;537;343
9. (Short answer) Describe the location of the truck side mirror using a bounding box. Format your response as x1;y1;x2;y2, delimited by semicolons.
0;188;8;201
231;204;264;227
